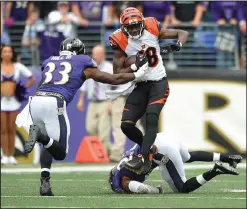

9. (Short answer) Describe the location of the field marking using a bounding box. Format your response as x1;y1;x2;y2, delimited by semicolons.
1;163;246;174
1;196;245;200
11;179;246;184
222;189;246;193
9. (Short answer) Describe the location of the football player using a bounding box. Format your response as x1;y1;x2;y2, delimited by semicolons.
109;7;189;174
109;132;242;194
22;37;149;196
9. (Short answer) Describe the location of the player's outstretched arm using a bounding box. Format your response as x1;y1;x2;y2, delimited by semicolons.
84;65;147;85
159;28;189;45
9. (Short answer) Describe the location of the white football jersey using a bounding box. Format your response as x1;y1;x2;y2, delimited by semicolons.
110;17;167;81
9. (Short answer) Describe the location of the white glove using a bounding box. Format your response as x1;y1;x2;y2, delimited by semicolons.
133;62;149;81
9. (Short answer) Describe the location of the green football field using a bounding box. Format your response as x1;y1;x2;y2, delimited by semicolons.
1;163;246;208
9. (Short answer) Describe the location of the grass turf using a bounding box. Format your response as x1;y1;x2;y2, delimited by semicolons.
1;164;246;208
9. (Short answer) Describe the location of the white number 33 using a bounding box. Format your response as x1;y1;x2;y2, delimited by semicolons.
43;62;72;85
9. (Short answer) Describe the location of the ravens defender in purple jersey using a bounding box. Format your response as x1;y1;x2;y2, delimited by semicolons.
23;37;149;196
109;134;242;194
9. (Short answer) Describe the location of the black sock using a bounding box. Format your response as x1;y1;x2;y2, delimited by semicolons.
186;151;214;163
219;153;231;163
181;170;218;193
40;148;52;178
140;113;158;159
45;139;66;161
141;131;156;159
121;122;143;146
181;177;203;193
202;169;218;181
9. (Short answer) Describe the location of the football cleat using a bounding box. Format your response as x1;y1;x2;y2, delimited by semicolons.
24;125;41;153
124;145;158;174
228;155;242;168
213;161;239;175
40;177;54;196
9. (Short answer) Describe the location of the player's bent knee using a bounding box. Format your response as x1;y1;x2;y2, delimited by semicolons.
121;121;135;134
52;150;66;161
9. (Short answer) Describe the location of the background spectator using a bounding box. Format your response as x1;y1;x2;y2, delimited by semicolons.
37;24;65;63
47;1;80;38
171;1;206;26
21;8;43;65
142;2;171;29
71;1;113;28
5;1;34;22
34;1;58;20
1;2;10;45
209;2;244;69
77;45;113;154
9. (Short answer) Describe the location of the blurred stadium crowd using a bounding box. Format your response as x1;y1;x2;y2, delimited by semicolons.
1;1;246;70
1;1;246;165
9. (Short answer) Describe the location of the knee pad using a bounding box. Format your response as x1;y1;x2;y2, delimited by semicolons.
121;122;135;134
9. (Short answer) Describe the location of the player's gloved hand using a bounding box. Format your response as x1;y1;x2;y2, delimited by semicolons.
161;40;182;54
133;62;149;81
131;52;148;71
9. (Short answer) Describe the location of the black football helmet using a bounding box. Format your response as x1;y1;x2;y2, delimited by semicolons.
60;38;85;55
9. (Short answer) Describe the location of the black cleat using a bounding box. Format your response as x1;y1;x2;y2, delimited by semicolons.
228;155;242;168
124;154;152;175
24;125;41;153
213;161;239;175
40;177;54;196
124;145;158;175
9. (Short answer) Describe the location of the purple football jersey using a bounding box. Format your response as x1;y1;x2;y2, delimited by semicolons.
10;1;29;21
38;54;97;103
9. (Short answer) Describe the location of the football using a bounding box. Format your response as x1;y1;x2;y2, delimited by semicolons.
123;55;136;68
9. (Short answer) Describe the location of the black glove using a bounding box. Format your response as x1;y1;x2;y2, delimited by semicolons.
161;40;182;55
131;51;148;71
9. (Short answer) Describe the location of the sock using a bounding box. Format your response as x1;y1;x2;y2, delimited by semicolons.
186;151;214;163
202;169;218;181
128;181;159;194
40;148;52;178
121;122;143;146
141;131;157;159
46;140;66;161
219;153;231;163
180;170;218;193
140;113;158;159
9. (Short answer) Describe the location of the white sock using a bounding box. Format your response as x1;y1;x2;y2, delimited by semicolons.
44;138;54;148
41;168;50;173
196;174;207;185
128;181;159;194
213;153;220;161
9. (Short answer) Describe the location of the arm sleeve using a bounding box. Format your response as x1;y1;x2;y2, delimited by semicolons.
109;36;121;50
17;63;33;78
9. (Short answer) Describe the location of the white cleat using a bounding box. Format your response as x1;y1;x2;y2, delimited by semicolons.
8;156;18;165
1;156;9;165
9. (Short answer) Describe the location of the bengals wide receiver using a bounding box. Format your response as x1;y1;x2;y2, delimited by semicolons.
109;7;189;174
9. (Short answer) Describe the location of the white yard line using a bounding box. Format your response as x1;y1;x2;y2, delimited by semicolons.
1;163;246;174
1;195;245;200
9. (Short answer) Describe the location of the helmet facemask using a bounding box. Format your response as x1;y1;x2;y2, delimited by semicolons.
122;21;144;40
